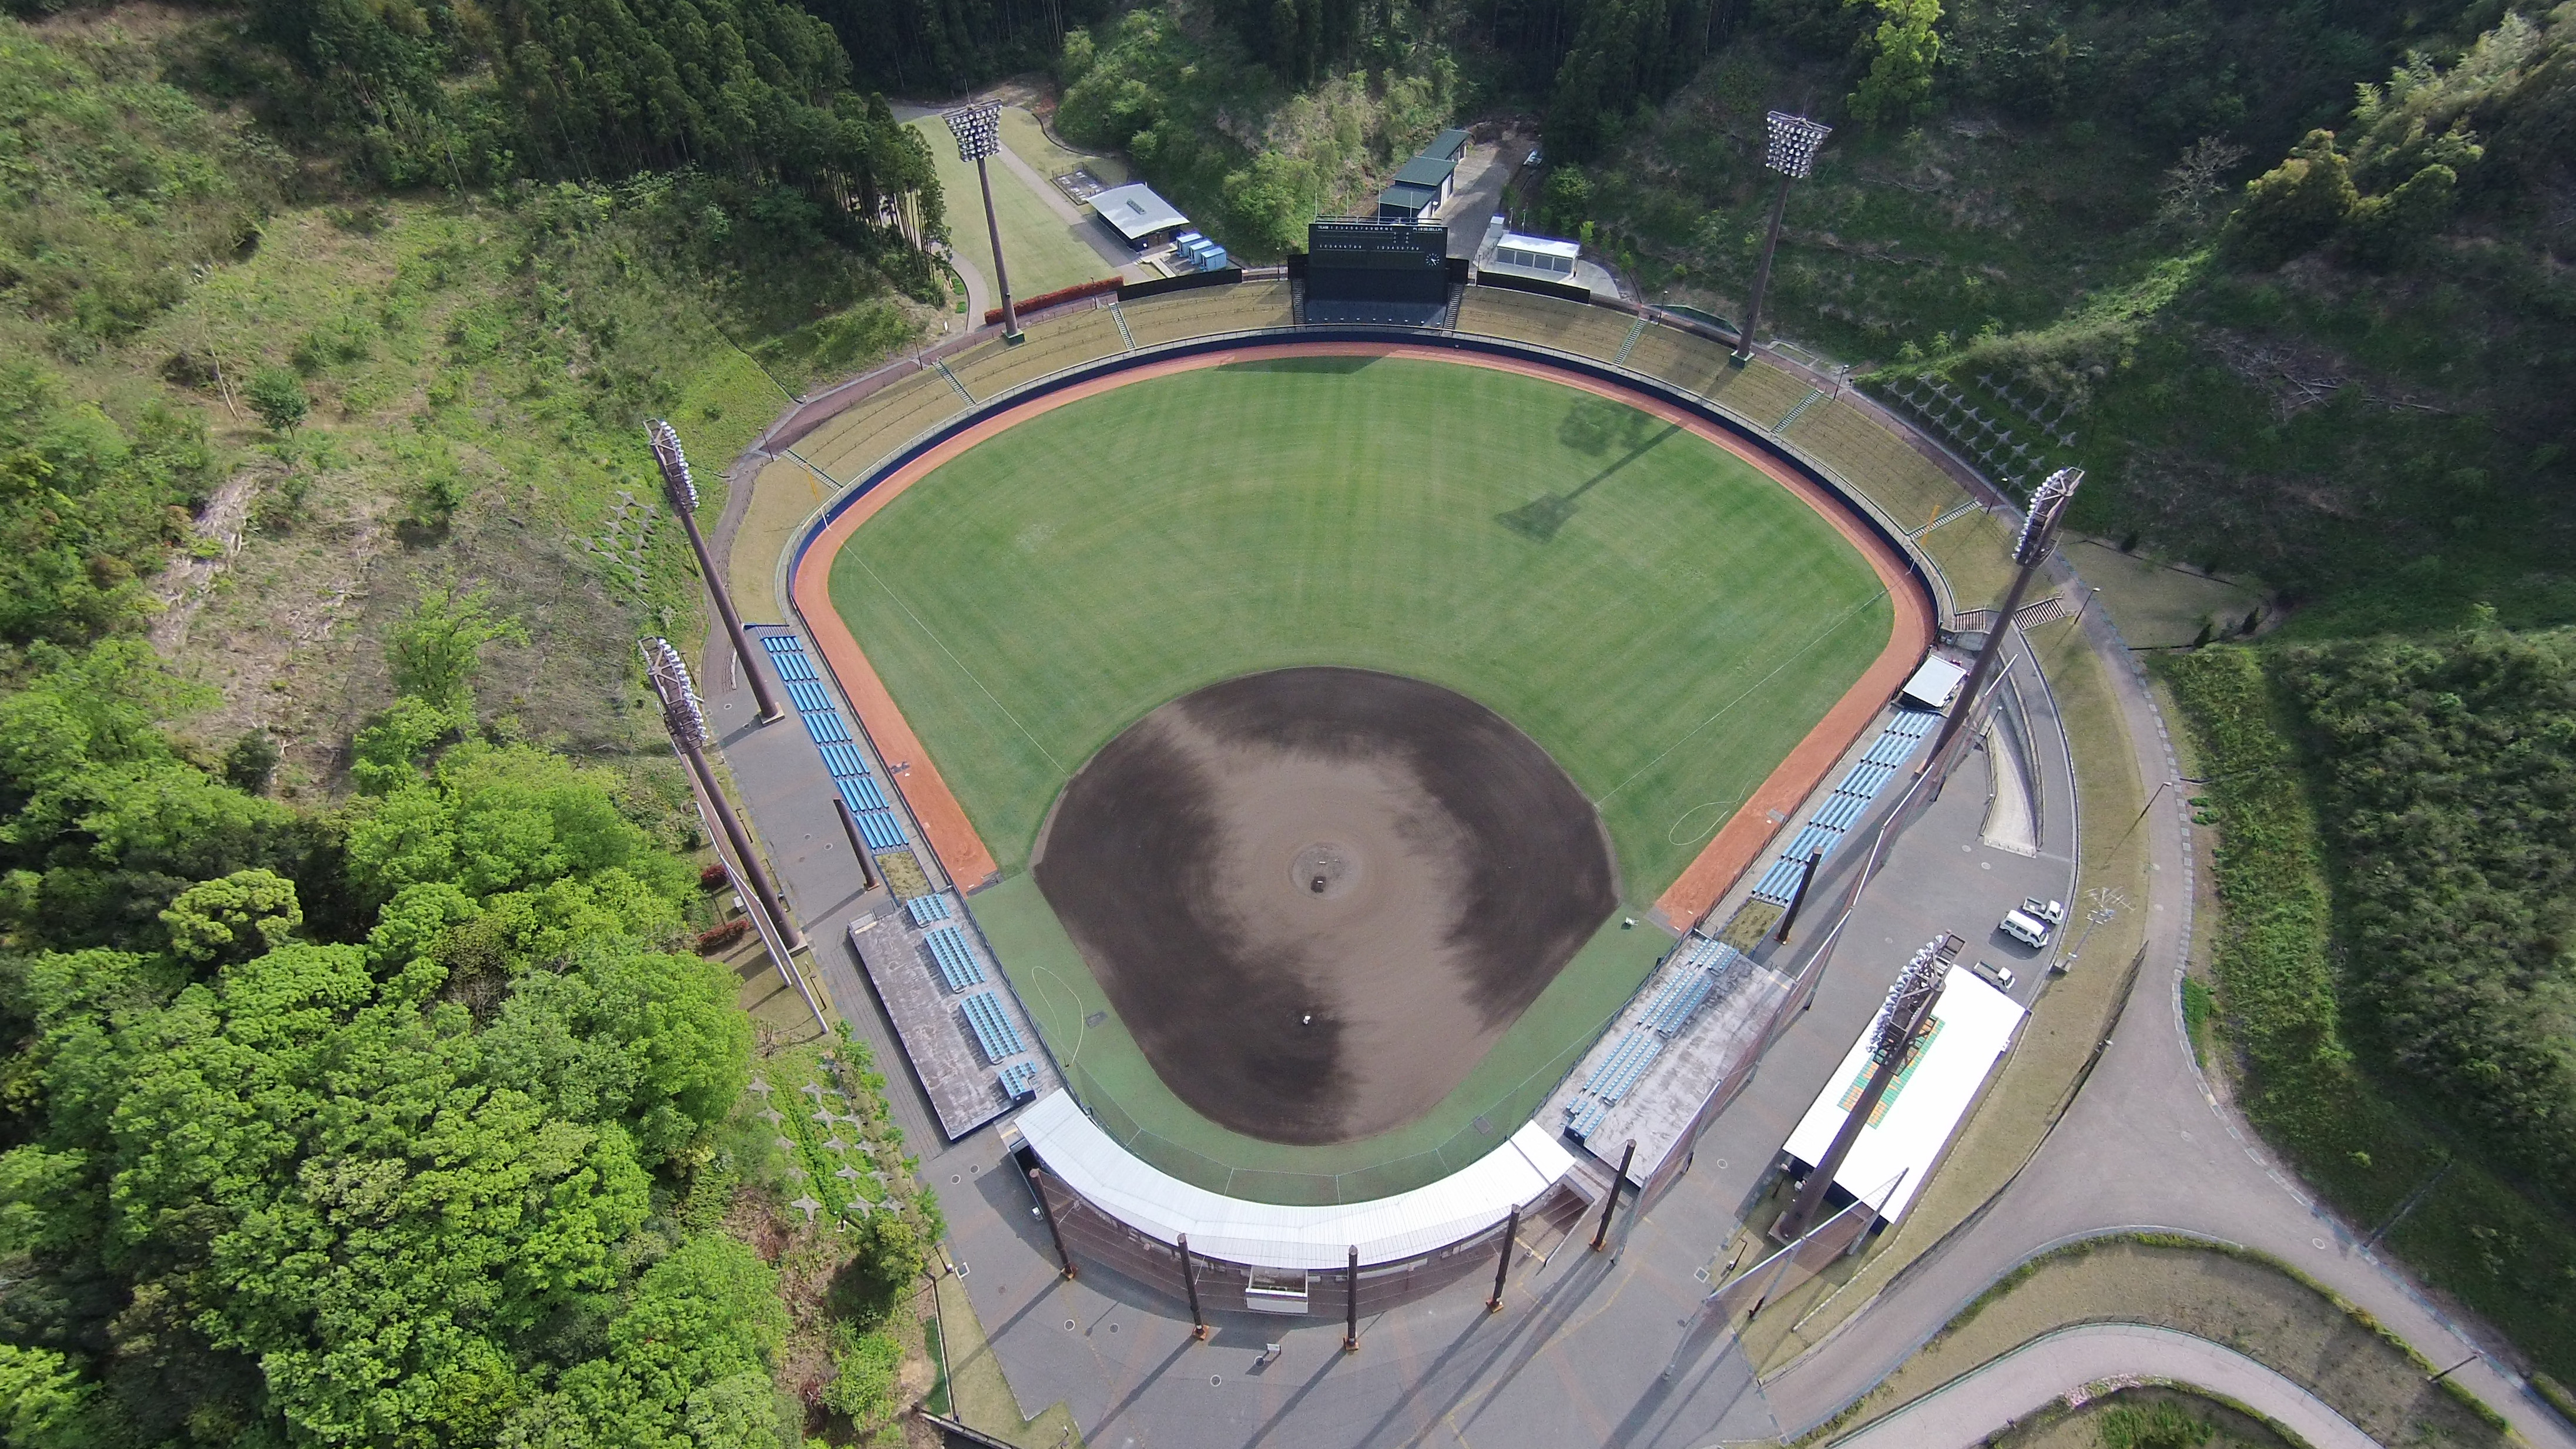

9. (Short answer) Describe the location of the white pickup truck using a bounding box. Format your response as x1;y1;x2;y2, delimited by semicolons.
1998;897;2065;948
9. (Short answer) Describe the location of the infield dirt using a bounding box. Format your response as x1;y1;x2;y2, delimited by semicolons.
1032;668;1618;1145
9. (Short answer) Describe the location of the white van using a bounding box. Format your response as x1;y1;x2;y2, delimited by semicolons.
2000;908;2054;948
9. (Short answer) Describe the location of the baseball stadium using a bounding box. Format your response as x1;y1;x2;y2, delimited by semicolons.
734;242;1984;1316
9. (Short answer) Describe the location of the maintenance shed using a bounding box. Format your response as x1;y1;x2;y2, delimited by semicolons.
1376;128;1473;222
1090;182;1191;250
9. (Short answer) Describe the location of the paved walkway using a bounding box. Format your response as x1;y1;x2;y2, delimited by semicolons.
1829;1324;2377;1449
1761;591;2576;1449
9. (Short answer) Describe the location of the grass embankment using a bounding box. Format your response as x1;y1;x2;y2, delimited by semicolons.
829;356;1895;898
2162;646;2576;1390
1819;1236;2508;1448
1743;611;2149;1366
907;110;1121;299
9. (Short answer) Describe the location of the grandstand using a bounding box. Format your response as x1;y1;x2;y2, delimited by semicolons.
757;632;912;855
923;924;987;991
1748;708;1939;907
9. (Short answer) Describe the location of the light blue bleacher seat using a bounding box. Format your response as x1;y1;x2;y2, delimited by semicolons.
905;893;951;926
1565;1096;1611;1139
1814;794;1866;831
999;1061;1041;1099
801;710;851;745
1752;856;1806;904
1862;730;1918;767
819;742;872;780
1597;1034;1663;1104
1888;709;1939;738
1786;824;1838;860
1647;970;1718;1036
1838;762;1897;798
836;776;888;813
959;991;1025;1064
784;680;833;713
853;809;907;850
924;925;985;991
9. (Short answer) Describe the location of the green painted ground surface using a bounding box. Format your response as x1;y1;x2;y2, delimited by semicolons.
829;356;1893;1194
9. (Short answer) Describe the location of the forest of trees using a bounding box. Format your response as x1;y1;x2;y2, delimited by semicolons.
2280;623;2576;1195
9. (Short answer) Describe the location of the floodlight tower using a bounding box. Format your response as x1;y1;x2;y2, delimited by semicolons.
1920;467;2085;784
648;420;783;724
943;101;1021;343
1774;936;1950;1240
643;638;806;952
1733;110;1832;364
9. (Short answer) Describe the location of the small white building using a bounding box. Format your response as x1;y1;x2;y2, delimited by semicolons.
1900;653;1969;711
1487;230;1581;281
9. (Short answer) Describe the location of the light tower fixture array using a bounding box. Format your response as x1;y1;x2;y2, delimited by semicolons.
1733;110;1832;362
942;100;1021;341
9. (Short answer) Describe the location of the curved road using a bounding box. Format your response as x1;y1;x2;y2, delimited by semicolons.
1763;586;2576;1448
1828;1324;2374;1449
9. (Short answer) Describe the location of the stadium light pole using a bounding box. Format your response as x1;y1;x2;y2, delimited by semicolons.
1774;937;1949;1241
1733;110;1832;364
648;420;784;724
944;101;1021;344
1920;467;2085;788
643;638;807;954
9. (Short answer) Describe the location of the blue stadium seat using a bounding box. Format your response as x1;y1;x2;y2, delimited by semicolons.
1837;762;1897;798
1786;824;1839;861
1887;709;1939;738
1862;730;1919;767
924;925;985;991
769;649;819;682
784;680;833;713
959;991;1025;1064
852;809;907;850
819;743;872;780
999;1061;1041;1099
905;893;951;927
1751;856;1806;904
801;711;852;745
1813;794;1866;831
1565;1096;1611;1139
836;776;888;813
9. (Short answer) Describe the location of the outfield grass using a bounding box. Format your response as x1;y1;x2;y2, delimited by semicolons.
832;357;1895;897
829;355;1895;1192
909;115;1120;300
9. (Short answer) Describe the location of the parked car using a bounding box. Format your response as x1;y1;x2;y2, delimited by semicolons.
1970;959;2017;992
2024;897;2066;925
2000;908;2054;948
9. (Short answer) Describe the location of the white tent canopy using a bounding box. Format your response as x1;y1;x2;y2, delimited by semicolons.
1901;654;1969;710
1012;1089;1575;1270
1780;966;2024;1225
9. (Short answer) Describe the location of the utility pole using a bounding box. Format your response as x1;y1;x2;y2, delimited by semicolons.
1591;1140;1635;1252
944;102;1021;343
646;420;783;724
643;638;807;954
1733;111;1832;364
1775;937;1949;1240
1921;468;2084;789
1773;848;1824;944
1485;1207;1518;1314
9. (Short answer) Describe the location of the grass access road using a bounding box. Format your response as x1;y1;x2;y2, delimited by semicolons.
827;355;1896;903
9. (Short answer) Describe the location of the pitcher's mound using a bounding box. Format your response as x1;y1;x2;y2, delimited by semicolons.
1033;667;1617;1145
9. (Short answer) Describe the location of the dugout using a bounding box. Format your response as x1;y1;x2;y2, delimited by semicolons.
1304;219;1452;326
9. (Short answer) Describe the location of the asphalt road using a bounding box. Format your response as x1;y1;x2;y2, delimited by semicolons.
1763;592;2576;1449
1829;1324;2379;1449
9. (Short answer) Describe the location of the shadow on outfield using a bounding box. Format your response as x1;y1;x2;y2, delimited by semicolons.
1500;421;1685;542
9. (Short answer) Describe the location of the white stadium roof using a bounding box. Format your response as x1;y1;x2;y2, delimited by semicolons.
1012;1088;1575;1269
1089;182;1190;242
1780;965;2024;1224
1901;653;1969;710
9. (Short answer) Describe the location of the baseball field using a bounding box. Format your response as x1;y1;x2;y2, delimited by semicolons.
821;350;1904;1198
